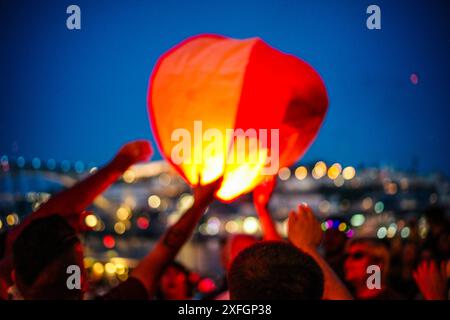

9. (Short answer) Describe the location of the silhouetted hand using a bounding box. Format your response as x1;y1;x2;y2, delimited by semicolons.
253;176;276;208
193;177;223;208
253;176;281;240
113;140;153;169
413;260;448;300
65;210;95;233
288;203;322;252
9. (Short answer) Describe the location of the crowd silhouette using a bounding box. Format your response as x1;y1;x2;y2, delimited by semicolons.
0;140;448;300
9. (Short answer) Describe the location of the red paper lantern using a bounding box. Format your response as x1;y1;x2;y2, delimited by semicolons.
148;34;327;202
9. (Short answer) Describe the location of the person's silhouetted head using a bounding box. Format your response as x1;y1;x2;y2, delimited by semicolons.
158;261;193;300
13;215;85;300
228;241;324;299
221;234;258;270
344;238;390;285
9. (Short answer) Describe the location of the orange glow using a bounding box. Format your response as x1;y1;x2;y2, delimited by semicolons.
148;35;328;202
327;163;342;180
295;166;308;180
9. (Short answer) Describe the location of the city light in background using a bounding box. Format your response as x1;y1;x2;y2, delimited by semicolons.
1;154;447;290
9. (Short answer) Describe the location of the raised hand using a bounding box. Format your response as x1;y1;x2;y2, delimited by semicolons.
413;260;448;300
193;176;223;208
288;203;322;252
253;176;281;240
113;140;153;169
131;176;222;296
287;203;352;300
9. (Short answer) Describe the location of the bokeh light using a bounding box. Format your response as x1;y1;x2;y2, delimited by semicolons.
84;214;98;228
243;216;259;234
278;167;291;181
342;166;356;180
294;166;308;180
148;195;161;209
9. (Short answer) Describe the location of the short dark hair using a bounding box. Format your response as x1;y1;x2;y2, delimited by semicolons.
13;215;80;298
157;261;194;299
228;241;324;300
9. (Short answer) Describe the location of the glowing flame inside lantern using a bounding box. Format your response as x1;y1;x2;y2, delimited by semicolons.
148;34;328;202
219;135;270;200
172;123;271;201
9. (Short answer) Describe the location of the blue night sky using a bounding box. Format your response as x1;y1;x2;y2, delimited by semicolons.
1;0;449;175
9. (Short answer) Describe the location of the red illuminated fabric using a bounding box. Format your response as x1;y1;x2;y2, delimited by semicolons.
148;34;328;201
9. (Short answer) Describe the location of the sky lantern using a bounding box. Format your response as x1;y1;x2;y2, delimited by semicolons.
148;34;328;202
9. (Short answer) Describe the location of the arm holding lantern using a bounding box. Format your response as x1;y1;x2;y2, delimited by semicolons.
130;178;222;297
288;204;353;300
253;176;282;241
